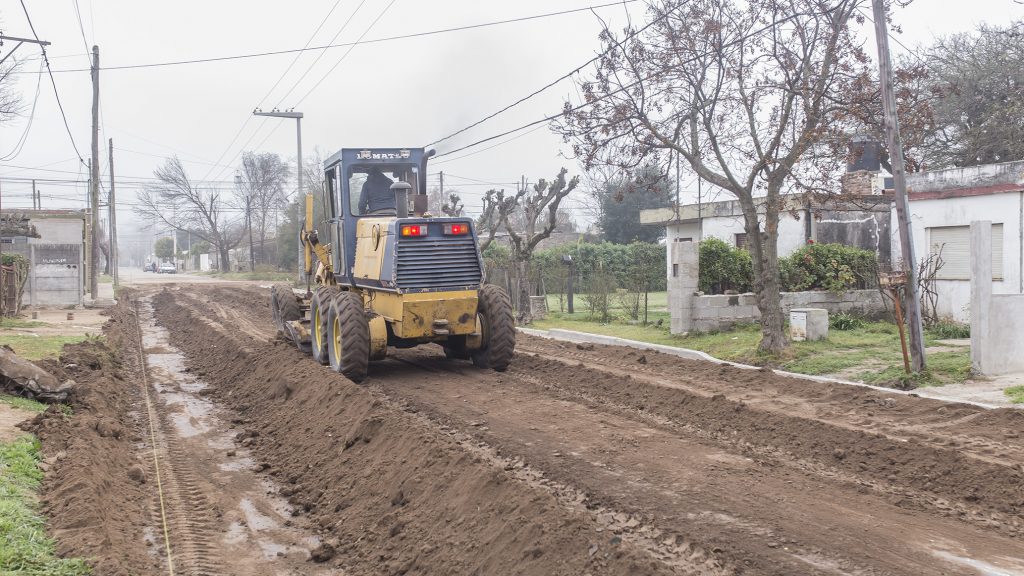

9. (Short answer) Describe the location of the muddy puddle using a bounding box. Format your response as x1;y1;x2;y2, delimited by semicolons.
138;298;337;575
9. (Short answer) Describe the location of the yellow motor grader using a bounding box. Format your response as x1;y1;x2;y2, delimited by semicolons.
270;147;515;382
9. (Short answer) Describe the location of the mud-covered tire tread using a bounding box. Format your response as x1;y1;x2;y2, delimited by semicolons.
328;291;370;383
274;283;302;323
471;284;515;371
310;286;333;365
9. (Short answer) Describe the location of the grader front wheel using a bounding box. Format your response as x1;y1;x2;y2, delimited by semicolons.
310;286;333;365
271;284;301;337
327;291;370;383
471;284;516;372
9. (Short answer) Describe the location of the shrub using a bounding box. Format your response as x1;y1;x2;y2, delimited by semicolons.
926;318;970;339
698;237;753;294
830;313;865;331
779;243;877;293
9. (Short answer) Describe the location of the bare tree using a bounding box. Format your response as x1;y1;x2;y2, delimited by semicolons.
0;57;24;125
478;168;579;321
559;0;869;352
135;157;242;272
236;152;291;264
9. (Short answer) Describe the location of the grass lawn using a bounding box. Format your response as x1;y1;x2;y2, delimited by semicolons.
0;335;88;361
1006;386;1024;404
531;308;971;388
0;394;46;414
0;318;46;330
0;436;91;574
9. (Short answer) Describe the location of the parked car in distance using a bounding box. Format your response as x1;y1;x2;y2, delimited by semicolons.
158;263;176;274
144;262;157;272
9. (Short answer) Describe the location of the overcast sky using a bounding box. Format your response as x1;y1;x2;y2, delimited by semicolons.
1;0;1022;238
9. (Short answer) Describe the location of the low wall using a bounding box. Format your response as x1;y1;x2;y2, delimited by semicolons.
690;289;886;333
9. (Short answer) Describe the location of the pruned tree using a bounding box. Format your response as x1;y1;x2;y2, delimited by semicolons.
478;168;579;322
236;152;291;264
441;192;465;217
559;0;870;352
135;156;242;272
154;237;174;260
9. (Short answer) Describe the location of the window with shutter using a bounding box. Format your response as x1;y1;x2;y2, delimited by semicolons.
928;225;1003;280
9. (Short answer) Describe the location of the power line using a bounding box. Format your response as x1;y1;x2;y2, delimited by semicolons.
425;2;666;148
201;0;350;183
271;0;365;109
430;7;825;163
293;0;397;106
19;0;87;166
0;59;43;161
31;1;640;74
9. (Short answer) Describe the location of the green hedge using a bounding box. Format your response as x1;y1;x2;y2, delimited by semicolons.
698;238;753;294
697;238;877;294
779;242;878;292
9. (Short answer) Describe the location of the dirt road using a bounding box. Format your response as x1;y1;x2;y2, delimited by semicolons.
30;282;1024;575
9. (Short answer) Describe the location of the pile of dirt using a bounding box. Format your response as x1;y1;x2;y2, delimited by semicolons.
152;290;685;576
20;300;156;576
510;351;1024;528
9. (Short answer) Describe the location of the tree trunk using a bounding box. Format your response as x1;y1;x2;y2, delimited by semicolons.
515;257;533;324
741;200;787;354
218;243;231;273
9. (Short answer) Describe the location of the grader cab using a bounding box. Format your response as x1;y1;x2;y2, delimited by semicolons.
270;148;515;382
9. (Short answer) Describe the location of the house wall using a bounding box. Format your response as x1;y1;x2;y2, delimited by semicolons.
894;191;1024;322
30;218;84;245
687;290;886;333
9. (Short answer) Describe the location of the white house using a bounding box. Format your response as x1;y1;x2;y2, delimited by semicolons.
899;161;1024;322
640;159;1024;325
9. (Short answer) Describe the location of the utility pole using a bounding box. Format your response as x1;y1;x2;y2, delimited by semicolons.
89;45;99;300
245;196;255;272
31;179;36;209
439;171;444;195
872;0;925;372
253;109;303;281
108;138;118;289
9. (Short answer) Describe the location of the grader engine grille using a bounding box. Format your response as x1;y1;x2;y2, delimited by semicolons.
395;236;482;290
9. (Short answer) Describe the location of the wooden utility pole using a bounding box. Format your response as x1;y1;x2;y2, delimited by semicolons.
108;138;118;289
89;45;100;299
872;0;926;371
246;196;255;272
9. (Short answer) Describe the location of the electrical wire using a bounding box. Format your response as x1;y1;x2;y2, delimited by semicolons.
0;59;43;161
430;7;826;162
33;1;641;74
19;0;88;167
424;3;670;148
201;0;350;183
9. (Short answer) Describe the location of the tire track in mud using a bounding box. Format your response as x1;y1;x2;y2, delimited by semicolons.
132;299;226;576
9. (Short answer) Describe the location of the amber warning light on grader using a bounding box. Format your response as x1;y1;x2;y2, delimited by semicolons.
400;224;428;237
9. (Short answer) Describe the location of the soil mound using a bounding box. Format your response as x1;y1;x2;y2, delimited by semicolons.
20;302;155;576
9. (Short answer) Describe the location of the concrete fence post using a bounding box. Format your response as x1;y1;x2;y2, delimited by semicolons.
970;221;992;375
669;241;698;334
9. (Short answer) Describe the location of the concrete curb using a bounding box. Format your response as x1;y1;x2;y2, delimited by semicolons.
517;327;1008;411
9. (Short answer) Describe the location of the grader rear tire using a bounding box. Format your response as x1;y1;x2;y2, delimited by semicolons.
310;286;333;365
327;291;369;383
471;284;515;372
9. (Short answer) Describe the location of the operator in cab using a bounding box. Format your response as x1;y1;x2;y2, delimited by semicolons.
358;167;395;215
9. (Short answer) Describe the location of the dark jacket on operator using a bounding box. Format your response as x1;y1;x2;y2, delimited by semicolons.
358;170;395;215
